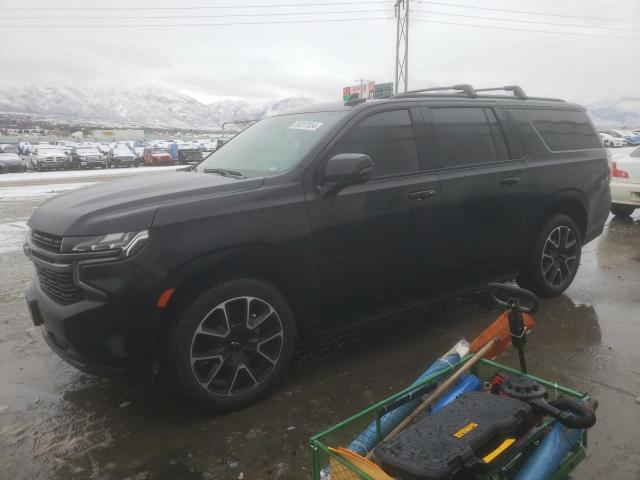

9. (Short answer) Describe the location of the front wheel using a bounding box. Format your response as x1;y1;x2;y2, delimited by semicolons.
517;214;582;298
167;278;296;412
611;204;635;217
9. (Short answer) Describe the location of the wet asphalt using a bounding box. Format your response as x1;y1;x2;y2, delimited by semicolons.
0;195;639;480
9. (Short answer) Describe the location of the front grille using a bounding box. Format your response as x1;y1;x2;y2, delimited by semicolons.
31;230;62;253
36;266;83;305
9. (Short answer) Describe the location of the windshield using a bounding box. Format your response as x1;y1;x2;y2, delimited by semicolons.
197;111;345;177
39;147;63;154
76;148;99;155
151;148;168;154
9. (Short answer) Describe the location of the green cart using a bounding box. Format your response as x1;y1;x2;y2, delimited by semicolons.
309;356;590;480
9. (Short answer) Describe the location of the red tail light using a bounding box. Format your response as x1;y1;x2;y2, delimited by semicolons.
611;161;629;178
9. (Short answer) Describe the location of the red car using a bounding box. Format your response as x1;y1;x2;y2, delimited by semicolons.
143;147;174;166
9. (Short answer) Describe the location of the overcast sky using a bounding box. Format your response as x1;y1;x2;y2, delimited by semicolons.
0;0;639;104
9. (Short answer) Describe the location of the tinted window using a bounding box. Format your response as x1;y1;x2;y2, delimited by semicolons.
332;109;418;178
484;108;510;161
429;107;498;167
525;109;601;151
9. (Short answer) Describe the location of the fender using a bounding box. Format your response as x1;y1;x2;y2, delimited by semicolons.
150;243;318;331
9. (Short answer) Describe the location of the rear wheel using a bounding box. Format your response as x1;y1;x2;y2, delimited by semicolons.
611;204;635;217
167;278;296;412
517;214;582;298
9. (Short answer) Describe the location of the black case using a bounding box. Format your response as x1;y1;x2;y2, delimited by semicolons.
374;392;532;480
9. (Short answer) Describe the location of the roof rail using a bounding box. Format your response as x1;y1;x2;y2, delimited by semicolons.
475;85;528;100
391;84;477;99
388;84;565;102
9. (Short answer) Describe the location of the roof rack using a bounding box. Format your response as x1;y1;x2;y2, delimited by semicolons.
388;84;565;102
475;85;527;99
391;84;477;99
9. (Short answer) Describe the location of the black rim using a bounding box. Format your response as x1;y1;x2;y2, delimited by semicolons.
541;226;578;287
189;296;284;396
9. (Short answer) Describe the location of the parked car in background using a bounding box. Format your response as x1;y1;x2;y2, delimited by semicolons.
143;147;174;166
0;144;25;173
23;86;610;411
28;145;68;171
107;143;139;167
610;146;640;217
623;131;640;145
599;131;626;148
177;147;203;165
599;129;631;146
68;146;107;169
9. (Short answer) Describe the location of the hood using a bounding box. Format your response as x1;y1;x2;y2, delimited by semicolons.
28;171;264;236
38;152;66;159
0;153;21;164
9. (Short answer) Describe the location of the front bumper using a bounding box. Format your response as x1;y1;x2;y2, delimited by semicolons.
39;160;67;169
23;241;160;379
611;181;640;206
0;163;24;172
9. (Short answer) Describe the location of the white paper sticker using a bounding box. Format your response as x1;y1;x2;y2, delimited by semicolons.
289;121;323;131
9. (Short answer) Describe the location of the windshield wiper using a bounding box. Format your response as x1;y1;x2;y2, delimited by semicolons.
203;168;246;178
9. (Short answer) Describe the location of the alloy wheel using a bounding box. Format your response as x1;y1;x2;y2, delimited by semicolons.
189;296;284;396
541;226;578;287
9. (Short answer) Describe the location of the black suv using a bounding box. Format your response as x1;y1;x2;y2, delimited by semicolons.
24;85;610;411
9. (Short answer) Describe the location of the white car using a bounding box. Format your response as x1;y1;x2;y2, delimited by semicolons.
599;132;626;148
28;145;69;171
610;146;640;216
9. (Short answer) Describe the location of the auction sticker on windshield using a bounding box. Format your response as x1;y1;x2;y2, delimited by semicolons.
289;121;323;131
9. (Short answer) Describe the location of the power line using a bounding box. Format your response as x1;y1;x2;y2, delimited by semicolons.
416;1;640;25
413;9;640;33
0;1;390;11
0;9;391;21
413;17;640;40
0;16;393;28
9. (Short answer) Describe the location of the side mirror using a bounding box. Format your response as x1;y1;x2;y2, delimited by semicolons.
321;153;374;197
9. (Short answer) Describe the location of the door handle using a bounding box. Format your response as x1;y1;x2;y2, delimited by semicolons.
408;189;436;200
499;176;521;186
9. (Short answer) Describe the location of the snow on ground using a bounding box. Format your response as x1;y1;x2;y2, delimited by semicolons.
0;165;178;185
0;220;27;253
610;146;637;160
0;183;97;200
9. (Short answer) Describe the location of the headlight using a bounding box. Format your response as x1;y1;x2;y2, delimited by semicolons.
63;230;149;256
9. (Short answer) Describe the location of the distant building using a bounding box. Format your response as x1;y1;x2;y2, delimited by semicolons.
91;129;145;142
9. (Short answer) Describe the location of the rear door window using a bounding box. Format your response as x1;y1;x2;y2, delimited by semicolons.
484;108;510;161
524;109;601;151
331;109;419;178
428;107;499;168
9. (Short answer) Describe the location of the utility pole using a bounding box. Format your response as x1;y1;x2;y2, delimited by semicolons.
355;77;367;98
394;0;409;94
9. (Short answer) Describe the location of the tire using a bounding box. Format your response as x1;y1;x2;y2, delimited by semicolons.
167;278;296;412
517;214;582;298
611;204;635;217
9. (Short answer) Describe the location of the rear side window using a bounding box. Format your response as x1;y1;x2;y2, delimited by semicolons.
525;109;601;151
332;109;418;178
428;107;499;167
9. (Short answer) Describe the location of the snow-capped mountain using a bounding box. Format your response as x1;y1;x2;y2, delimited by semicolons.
0;85;318;130
585;94;640;128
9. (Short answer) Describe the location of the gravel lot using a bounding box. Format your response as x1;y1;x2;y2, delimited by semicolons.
0;173;639;480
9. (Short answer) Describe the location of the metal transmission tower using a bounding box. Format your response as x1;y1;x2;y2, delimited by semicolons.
394;0;409;94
